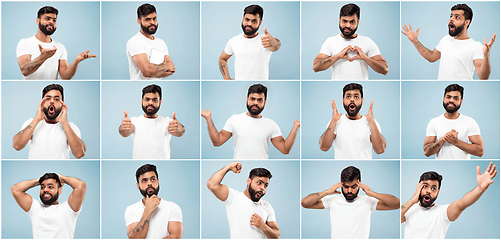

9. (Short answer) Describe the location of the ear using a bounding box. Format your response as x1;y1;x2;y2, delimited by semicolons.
465;19;470;28
259;19;263;26
137;182;140;191
58;186;63;195
36;17;40;25
159;99;162;106
137;18;141;25
460;98;463;105
361;97;364;105
263;99;267;105
247;178;251;186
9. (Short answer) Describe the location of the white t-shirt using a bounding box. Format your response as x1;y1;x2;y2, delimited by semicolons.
436;35;483;80
321;195;378;239
127;32;169;80
28;200;80;239
125;199;182;239
131;115;172;159
332;115;382;159
21;118;81;159
224;33;272;80
404;204;451;239
426;114;481;159
319;34;381;80
224;188;276;239
16;36;68;80
223;112;282;159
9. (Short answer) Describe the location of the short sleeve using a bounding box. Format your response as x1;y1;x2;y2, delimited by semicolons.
266;203;277;222
436;36;447;53
27;199;38;217
320;195;334;210
168;203;183;223
59;44;67;60
425;119;436;137
224;39;234;56
162;40;170;56
165;117;172;136
124;205;140;227
270;120;282;138
224;187;237;205
222;115;234;133
472;41;483;60
373;119;382;134
467;118;481;136
16;39;30;58
69;122;82;138
368;196;379;212
21;118;33;130
127;37;146;58
319;38;332;56
440;204;452;223
366;38;381;58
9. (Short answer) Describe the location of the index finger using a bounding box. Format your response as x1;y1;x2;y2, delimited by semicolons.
370;100;374;109
331;99;337;111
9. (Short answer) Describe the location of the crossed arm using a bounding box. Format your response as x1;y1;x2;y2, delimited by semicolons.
132;54;175;78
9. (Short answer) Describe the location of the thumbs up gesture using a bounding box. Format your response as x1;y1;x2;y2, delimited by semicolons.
261;27;280;50
168;112;185;136
121;110;132;131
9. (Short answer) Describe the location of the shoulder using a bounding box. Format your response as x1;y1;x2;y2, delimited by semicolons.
160;199;180;208
127;33;143;46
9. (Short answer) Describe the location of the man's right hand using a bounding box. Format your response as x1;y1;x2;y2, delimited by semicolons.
201;109;212;120
38;44;57;60
334;45;352;61
402;24;420;43
326;182;343;195
411;181;424;204
331;99;342;124
144;194;161;212
227;161;242;174
121;110;132;131
35;99;46;122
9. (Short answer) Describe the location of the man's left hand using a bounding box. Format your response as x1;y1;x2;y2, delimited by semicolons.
483;33;496;56
168;112;181;134
357;180;375;197
261;27;277;49
75;50;97;62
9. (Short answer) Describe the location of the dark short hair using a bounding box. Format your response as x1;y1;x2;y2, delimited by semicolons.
42;84;64;101
142;84;162;100
38;6;58;19
444;83;464;99
343;83;363;98
39;173;61;188
136;164;158;183
340;3;360;19
451;4;473;28
340;166;361;182
244;4;264;20
248;84;268;99
249;168;272;180
137;3;156;19
419;171;443;189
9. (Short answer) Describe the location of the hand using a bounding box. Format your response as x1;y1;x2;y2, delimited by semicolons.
326;182;342;195
144;194;161;212
334;45;352;61
330;99;342;124
365;100;375;123
227;161;242;174
58;101;68;123
164;61;176;72
401;24;420;43
357;180;375;197
201;109;212;120
261;27;277;49
121;110;133;131
38;44;57;60
483;33;496;56
352;45;368;61
57;174;65;187
443;130;458;144
412;181;425;203
75;50;97;62
477;162;497;191
168;112;181;134
250;213;266;230
35;98;46;121
293;120;300;128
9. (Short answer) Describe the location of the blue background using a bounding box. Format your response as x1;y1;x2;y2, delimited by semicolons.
102;160;200;239
301;160;400;239
2;81;100;159
1;160;100;239
401;81;500;159
101;81;200;159
102;1;200;80
2;2;100;80
401;1;500;80
401;160;500;238
201;81;300;159
301;1;400;80
201;160;300;238
301;81;400;159
201;2;300;80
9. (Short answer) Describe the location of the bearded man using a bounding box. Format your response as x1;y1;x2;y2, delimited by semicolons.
119;84;185;159
12;84;86;159
10;173;87;238
201;83;300;159
319;82;386;159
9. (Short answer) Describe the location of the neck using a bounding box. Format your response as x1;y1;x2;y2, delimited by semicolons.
143;113;158;119
140;30;154;40
444;111;460;119
246;112;262;118
44;117;59;124
345;113;362;120
453;30;469;40
243;32;258;39
243;187;252;200
36;31;52;43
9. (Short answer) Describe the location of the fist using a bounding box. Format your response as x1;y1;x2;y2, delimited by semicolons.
168;112;180;134
228;161;242;174
121;110;132;131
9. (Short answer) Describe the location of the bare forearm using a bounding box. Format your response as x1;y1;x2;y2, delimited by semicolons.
60;176;86;191
368;121;385;154
301;191;328;208
128;214;153;239
218;58;231;80
207;165;231;190
282;125;300;154
205;118;224;146
364;57;388;75
452;140;484;157
60;59;81;80
478;55;491;80
61;122;86;158
373;192;400;209
20;56;49;76
261;225;280;239
424;139;444;157
313;56;337;72
456;186;485;210
319;121;336;151
400;198;417;223
412;39;437;62
13;119;42;151
11;178;39;194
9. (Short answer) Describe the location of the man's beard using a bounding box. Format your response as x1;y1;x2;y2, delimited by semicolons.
39;22;56;35
342;188;359;201
247;103;264;116
43;104;62;120
142;104;160;116
443;101;461;113
40;191;59;205
248;184;265;202
343;103;362;117
141;22;158;35
419;193;437;207
449;21;465;37
339;24;358;38
241;22;259;36
140;185;160;198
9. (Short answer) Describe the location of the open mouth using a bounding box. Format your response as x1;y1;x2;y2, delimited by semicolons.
449;23;455;31
349;103;356;111
42;193;52;199
256;191;263;197
447;103;455;108
424;195;431;202
48;105;55;114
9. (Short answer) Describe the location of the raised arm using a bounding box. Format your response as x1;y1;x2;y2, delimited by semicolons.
168;112;185;137
119;110;135;137
447;162;497;221
206;161;242;201
218;51;232;80
59;101;86;158
201;109;232;146
17;45;58;77
313;46;351;72
127;195;161;239
58;174;86;212
13;99;45;151
132;54;175;78
319;100;342;151
474;34;496;80
59;50;97;80
164;221;183;239
250;214;280;239
271;120;300;154
358;181;399;210
301;182;342;209
366;100;386;154
10;178;38;212
261;27;281;52
402;24;441;63
401;181;424;223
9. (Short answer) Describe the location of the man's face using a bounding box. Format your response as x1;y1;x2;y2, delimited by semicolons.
419;180;440;207
342;89;363;117
241;14;262;36
449;10;467;37
246;93;266;116
247;176;269;202
142;92;161;116
137;171;160;198
442;91;463;113
341;179;360;201
339;14;359;38
139;12;158;35
39;178;60;205
38;13;57;36
43;89;63;120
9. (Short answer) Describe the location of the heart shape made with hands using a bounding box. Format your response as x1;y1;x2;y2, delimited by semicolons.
347;48;358;58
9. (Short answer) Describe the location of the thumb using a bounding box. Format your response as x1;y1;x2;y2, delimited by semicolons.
38;44;43;51
123;110;128;118
264;27;268;35
172;112;177;120
416;28;420;34
477;166;481;176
